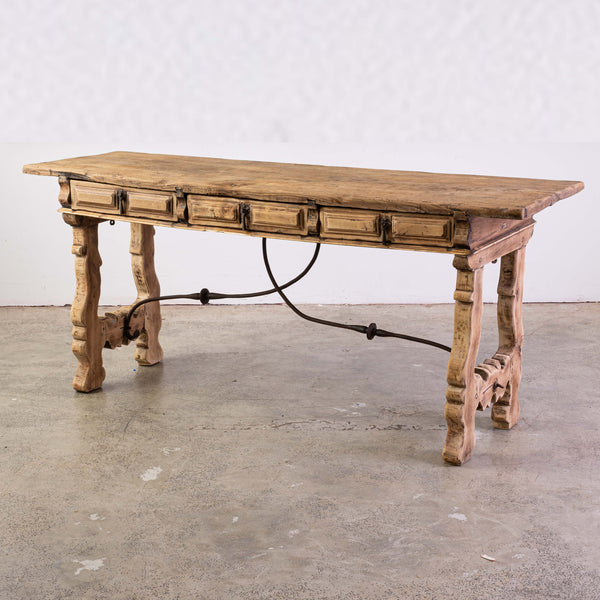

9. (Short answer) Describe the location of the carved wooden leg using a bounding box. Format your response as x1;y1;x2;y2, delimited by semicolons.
130;223;163;366
64;214;106;392
491;246;526;429
443;258;484;465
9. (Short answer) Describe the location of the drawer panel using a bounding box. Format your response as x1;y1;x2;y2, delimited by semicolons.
126;190;176;221
247;201;307;234
320;207;453;246
71;181;176;221
188;196;242;228
187;196;309;235
71;181;119;214
320;208;381;240
390;215;453;246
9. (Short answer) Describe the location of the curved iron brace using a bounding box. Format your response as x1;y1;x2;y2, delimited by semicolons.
261;238;451;352
124;241;321;340
123;239;452;353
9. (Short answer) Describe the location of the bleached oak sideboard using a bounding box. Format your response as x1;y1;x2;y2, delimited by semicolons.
23;152;583;464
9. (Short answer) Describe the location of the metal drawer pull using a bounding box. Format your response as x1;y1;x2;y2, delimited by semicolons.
116;189;127;214
380;215;392;246
240;203;251;230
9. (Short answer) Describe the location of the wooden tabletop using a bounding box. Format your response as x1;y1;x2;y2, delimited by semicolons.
23;151;583;219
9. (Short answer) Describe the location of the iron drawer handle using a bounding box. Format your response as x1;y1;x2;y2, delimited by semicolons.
380;216;392;246
240;203;251;230
116;189;127;214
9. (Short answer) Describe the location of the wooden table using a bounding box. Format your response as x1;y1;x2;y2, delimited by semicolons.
23;152;584;464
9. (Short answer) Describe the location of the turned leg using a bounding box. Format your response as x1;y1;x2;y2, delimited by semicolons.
443;258;484;465
130;223;163;365
64;214;105;392
491;247;526;429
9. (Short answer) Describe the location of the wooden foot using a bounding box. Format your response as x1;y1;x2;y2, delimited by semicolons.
130;223;163;366
443;259;483;465
64;214;105;392
491;247;525;429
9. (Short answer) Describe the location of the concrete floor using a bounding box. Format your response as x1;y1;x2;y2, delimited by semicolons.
0;303;599;599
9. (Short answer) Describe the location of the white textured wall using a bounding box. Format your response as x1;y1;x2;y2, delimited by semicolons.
3;0;600;143
1;1;599;305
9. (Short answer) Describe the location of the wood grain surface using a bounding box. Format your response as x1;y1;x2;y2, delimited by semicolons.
63;214;106;392
24;151;583;219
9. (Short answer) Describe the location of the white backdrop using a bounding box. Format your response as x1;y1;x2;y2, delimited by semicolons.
1;1;599;305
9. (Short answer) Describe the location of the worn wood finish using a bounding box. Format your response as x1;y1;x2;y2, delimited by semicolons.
71;181;120;214
474;352;515;412
320;207;383;241
188;195;242;228
61;215;162;389
319;208;453;246
245;200;312;235
101;306;144;350
126;189;175;221
391;214;453;247
491;246;526;429
467;216;535;250
443;262;484;465
60;207;461;254
461;224;534;270
130;223;163;366
23;151;583;219
71;180;177;222
63;214;106;392
444;245;527;463
58;176;71;207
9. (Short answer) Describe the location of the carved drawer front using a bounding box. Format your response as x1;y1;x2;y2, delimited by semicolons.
125;190;176;221
320;208;382;241
320;207;453;246
71;181;176;221
389;215;453;246
71;181;120;214
187;196;311;235
188;196;242;229
246;201;308;235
